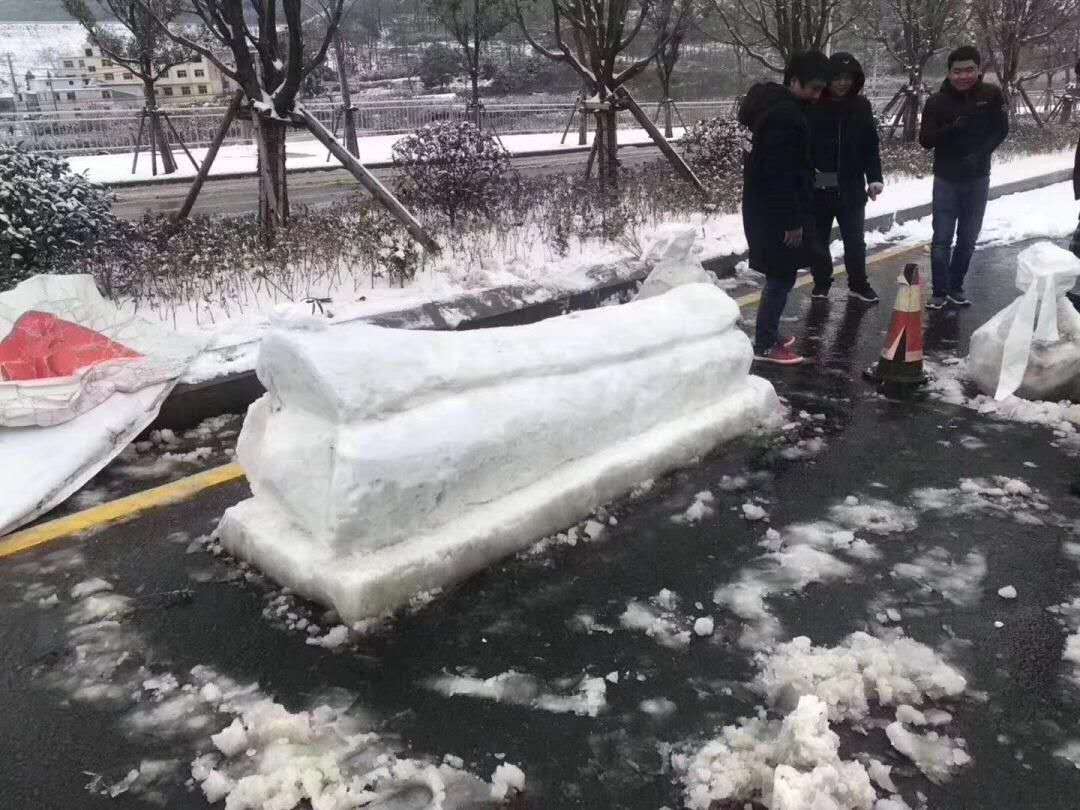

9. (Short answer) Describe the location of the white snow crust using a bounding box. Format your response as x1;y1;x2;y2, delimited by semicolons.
218;284;780;623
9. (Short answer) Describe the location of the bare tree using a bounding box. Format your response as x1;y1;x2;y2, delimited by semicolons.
650;0;703;137
138;0;346;230
875;0;968;140
973;0;1080;120
707;0;863;73
62;0;196;174
429;0;514;125
517;0;692;188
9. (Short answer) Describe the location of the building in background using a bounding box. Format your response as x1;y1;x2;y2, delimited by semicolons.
17;44;231;110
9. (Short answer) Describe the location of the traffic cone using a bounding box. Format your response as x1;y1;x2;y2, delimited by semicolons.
864;263;928;396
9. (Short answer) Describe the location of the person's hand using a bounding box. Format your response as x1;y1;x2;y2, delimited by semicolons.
783;227;803;247
867;182;884;201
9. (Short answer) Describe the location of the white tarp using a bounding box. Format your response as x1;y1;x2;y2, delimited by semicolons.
967;243;1080;402
218;284;782;623
0;275;206;535
635;223;723;301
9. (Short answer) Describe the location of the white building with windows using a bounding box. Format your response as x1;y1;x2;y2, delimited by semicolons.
22;45;232;110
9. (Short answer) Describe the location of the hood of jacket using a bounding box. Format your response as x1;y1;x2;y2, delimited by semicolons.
826;52;865;98
737;82;800;132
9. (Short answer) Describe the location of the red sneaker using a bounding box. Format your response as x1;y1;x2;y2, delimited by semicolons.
755;343;806;365
778;335;796;349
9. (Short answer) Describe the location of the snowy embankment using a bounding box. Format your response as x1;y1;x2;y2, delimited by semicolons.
217;284;782;623
66;126;687;186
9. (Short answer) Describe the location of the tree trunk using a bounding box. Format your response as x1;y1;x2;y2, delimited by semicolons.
595;106;618;190
902;73;921;143
333;31;359;156
144;78;177;175
256;116;290;234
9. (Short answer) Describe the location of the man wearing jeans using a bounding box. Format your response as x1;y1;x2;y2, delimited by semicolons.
919;46;1009;309
739;51;832;364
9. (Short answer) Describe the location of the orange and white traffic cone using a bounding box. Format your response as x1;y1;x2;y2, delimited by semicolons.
864;263;928;395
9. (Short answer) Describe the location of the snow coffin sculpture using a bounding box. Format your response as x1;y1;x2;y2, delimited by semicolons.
967;242;1080;401
218;284;781;624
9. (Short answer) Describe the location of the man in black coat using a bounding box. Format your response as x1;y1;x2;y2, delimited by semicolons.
806;52;885;304
919;46;1009;309
739;51;832;365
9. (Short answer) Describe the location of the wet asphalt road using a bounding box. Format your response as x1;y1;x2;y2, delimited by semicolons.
3;238;1080;809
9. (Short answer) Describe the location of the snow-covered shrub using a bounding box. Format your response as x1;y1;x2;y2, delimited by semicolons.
419;43;463;90
681;115;744;203
392;121;512;225
0;145;115;291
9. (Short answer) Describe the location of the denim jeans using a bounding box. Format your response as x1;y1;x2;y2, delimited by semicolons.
930;175;990;297
754;275;796;353
812;192;868;289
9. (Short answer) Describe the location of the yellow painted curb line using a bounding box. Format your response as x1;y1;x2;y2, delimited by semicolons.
0;462;245;560
735;241;926;309
0;241;928;559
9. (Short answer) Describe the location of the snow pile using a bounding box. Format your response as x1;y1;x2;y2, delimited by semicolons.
677;633;969;808
758;633;968;723
424;670;608;717
966;242;1080;402
490;763;526;801
677;696;876;810
218;284;780;623
634;224;724;300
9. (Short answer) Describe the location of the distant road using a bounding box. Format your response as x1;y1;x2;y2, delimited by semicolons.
109;143;670;219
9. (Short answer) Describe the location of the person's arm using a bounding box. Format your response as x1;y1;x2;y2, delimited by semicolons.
984;89;1009;154
918;95;963;150
861;99;884;185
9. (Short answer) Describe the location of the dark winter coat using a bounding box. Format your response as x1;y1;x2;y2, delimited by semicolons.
805;52;883;206
1073;131;1079;200
738;82;817;280
919;78;1009;181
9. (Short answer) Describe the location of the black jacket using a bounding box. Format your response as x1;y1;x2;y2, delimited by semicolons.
738;82;816;278
805;52;883;205
1073;132;1079;200
919;78;1009;180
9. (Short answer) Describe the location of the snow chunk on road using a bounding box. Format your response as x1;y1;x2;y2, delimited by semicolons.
673;491;715;524
827;498;917;536
678;695;875;810
305;624;350;649
640;697;678;718
490;763;526;800
759;633;967;723
425;670;607;717
892;548;987;607
998;585;1018;600
742;502;768;521
211;717;248;757
620;595;693;649
886;717;972;784
693;616;715;637
70;577;113;599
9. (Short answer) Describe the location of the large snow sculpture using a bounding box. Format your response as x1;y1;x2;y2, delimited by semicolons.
218;284;781;623
967;242;1080;401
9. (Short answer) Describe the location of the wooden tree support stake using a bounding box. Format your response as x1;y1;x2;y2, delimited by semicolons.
299;107;441;255
612;87;706;195
174;90;244;222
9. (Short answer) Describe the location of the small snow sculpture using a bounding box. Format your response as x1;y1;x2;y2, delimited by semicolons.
967;242;1080;401
635;224;721;301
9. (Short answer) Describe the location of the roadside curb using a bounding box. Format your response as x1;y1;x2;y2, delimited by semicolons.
154;167;1071;430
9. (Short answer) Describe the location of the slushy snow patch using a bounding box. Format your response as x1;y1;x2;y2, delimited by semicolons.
640;697;678;718
892;548;988;607
70;577;114;599
886;716;971;784
424;670;608;717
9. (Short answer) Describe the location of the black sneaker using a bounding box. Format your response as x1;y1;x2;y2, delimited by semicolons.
811;284;832;300
947;293;972;307
926;296;947;310
848;285;880;304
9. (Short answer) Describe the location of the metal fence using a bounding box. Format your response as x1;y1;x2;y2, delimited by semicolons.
1;96;899;157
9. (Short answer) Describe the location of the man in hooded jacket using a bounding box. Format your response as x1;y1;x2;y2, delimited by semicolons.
739;50;832;365
805;52;885;304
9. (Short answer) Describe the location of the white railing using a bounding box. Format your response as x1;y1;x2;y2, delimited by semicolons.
0;95;902;157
